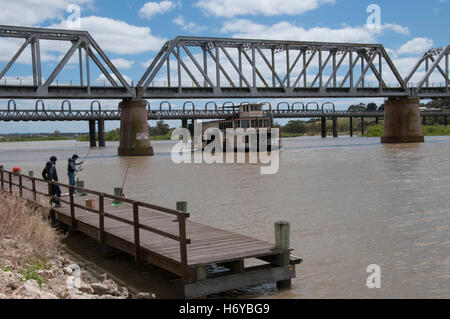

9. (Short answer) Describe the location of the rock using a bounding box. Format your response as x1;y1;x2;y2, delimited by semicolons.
90;283;110;296
80;270;93;283
7;281;20;291
78;281;94;294
135;292;155;299
13;280;58;299
37;270;53;281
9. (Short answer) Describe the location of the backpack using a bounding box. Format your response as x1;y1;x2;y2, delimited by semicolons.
42;161;52;180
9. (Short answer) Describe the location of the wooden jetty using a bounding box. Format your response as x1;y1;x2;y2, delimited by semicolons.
0;168;301;298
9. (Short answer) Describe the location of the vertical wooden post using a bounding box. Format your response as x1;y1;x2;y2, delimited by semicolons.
98;194;104;244
133;202;140;262
275;221;291;288
177;201;188;283
18;174;23;197
32;178;36;201
0;165;4;190
9;172;12;194
69;186;75;229
48;181;52;205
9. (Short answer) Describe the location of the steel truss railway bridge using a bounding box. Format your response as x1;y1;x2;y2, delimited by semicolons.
0;25;449;152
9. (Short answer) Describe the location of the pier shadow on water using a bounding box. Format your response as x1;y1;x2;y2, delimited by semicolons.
60;224;278;299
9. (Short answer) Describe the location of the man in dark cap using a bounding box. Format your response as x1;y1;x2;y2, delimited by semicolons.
68;154;84;195
42;156;61;207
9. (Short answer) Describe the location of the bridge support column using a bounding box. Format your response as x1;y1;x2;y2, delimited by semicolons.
118;99;154;156
349;117;353;137
381;97;424;143
89;120;96;147
361;117;365;136
321;118;327;138
182;118;188;129
445;116;448;126
422;115;426;126
98;120;105;147
375;117;379;125
332;117;338;138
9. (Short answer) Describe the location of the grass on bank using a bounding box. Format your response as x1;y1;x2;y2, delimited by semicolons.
0;192;62;268
364;124;450;137
0;136;72;143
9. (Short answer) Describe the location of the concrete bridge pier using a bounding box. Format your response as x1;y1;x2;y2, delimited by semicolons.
381;97;424;143
118;99;154;156
332;117;338;138
321;117;327;138
89;120;96;147
98;120;105;147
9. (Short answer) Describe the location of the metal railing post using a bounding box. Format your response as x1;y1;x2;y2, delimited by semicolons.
0;167;4;190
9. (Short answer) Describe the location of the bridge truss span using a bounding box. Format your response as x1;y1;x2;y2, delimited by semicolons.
138;36;410;99
0;25;134;99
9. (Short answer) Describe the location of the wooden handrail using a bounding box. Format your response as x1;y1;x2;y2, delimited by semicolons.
0;168;191;274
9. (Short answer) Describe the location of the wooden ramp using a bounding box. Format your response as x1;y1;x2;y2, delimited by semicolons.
0;169;301;298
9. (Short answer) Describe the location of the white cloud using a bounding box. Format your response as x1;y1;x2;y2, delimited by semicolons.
396;37;434;56
0;0;92;26
139;1;176;19
96;73;132;85
220;19;409;43
172;15;207;33
51;16;167;54
196;0;335;17
111;58;135;69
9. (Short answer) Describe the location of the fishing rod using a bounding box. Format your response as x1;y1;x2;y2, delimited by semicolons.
75;148;92;175
119;156;132;196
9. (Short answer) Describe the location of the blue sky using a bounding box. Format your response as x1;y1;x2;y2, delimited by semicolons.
0;0;449;133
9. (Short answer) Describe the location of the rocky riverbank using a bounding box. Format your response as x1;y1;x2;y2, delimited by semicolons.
0;191;154;299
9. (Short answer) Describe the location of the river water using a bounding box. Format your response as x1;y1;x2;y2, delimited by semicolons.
1;136;449;298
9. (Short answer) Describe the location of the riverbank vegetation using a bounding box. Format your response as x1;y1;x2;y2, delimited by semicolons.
0;192;151;299
364;124;450;137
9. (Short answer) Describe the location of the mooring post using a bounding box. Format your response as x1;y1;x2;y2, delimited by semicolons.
275;221;291;288
176;201;189;282
32;178;36;201
76;179;86;196
28;171;34;177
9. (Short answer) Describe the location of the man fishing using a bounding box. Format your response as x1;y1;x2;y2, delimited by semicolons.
42;156;61;207
67;154;84;195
